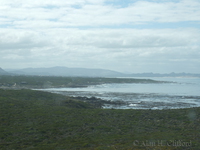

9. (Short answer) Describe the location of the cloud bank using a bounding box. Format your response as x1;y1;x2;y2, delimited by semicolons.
0;0;200;73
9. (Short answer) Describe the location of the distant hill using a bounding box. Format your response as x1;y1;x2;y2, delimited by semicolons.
11;66;125;77
129;72;200;78
0;67;13;75
6;67;200;77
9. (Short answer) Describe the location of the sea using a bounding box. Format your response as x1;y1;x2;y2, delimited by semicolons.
39;77;200;110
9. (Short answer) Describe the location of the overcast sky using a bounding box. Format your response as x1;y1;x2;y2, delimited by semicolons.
0;0;200;73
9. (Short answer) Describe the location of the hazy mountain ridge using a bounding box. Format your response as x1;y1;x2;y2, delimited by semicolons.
2;66;200;77
9;66;125;77
129;72;200;77
0;67;13;75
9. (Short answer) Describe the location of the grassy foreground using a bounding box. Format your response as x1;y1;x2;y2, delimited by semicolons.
0;89;200;150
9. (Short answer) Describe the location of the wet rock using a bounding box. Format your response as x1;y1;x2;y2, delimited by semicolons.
74;96;127;108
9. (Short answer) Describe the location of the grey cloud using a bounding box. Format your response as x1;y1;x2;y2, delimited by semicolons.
0;30;51;50
0;0;200;73
57;29;198;49
1;0;200;29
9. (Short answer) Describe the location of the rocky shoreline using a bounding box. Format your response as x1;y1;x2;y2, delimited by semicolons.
72;96;127;108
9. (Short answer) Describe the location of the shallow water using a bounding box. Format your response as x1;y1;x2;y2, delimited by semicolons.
39;77;200;109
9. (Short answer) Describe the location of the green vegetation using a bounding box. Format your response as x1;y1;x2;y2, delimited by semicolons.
0;75;167;89
0;89;199;149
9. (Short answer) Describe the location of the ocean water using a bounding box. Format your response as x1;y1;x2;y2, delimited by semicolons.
40;77;200;109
